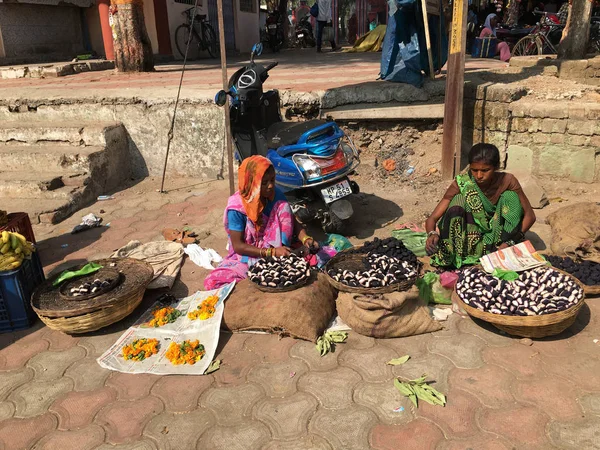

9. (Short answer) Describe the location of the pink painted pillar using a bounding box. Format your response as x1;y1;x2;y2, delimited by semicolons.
98;0;115;60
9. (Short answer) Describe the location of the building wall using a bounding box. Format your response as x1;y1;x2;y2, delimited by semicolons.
0;3;84;60
143;0;160;54
167;0;209;59
235;0;259;53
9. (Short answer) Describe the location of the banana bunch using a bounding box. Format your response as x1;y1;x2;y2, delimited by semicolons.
0;231;35;271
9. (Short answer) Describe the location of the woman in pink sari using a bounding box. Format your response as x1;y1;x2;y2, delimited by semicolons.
481;13;511;62
204;155;317;289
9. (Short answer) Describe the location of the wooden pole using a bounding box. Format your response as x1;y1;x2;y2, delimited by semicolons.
558;0;593;59
441;0;468;180
217;0;236;195
420;0;435;80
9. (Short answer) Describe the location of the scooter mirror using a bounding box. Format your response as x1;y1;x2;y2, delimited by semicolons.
251;43;263;61
214;90;228;106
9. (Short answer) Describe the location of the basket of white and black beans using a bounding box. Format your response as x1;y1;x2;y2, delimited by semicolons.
325;237;420;294
248;254;313;292
544;255;600;296
454;266;586;338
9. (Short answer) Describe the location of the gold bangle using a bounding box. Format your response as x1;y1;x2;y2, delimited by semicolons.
301;235;313;245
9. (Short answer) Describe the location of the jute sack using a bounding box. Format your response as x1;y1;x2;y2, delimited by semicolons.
336;286;442;338
222;273;337;342
547;202;600;263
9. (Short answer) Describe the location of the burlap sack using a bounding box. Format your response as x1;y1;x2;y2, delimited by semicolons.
547;203;600;263
222;273;337;342
336;286;442;338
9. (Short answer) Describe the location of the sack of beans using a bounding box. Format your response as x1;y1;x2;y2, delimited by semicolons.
222;273;337;342
336;287;442;338
547;202;600;263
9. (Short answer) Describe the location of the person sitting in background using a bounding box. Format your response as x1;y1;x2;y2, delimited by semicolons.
425;144;536;268
297;0;311;24
481;13;511;61
204;155;317;289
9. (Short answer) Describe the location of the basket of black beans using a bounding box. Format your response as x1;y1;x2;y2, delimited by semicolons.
248;254;312;292
325;237;419;293
454;266;586;338
544;255;600;296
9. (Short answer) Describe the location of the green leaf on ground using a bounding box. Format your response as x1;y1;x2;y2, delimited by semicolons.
205;359;221;374
393;373;446;408
387;355;410;366
316;331;348;357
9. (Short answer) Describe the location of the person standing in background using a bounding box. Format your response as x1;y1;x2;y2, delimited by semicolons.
316;0;340;52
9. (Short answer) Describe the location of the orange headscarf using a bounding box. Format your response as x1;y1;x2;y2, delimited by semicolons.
238;155;275;226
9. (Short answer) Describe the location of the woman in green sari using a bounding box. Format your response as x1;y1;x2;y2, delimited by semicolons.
425;144;536;268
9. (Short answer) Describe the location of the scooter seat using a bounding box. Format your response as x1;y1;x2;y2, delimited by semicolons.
266;119;327;149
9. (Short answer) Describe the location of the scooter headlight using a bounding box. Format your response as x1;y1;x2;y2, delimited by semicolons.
294;155;322;180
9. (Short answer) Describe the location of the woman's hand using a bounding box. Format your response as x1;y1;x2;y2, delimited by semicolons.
426;234;439;255
273;246;291;257
304;237;319;251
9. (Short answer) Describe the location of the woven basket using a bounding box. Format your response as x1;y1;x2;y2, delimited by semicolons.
254;271;314;293
324;251;417;294
31;258;153;334
584;284;600;296
452;268;586;338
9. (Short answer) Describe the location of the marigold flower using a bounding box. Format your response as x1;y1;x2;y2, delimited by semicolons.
122;338;160;361
148;306;182;327
165;340;205;365
187;295;219;321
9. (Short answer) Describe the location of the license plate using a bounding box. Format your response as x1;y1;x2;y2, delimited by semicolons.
298;33;304;37
321;180;352;204
268;24;277;29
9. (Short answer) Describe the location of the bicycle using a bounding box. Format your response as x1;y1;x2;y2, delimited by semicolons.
512;12;564;57
175;7;219;60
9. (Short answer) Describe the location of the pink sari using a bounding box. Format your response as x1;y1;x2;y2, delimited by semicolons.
203;192;294;289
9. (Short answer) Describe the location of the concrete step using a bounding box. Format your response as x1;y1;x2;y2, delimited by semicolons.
320;102;445;120
0;145;104;172
0;171;88;199
0;122;123;147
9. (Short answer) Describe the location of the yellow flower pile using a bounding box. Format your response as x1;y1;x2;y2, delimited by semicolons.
165;340;206;365
122;338;160;361
187;295;219;321
148;306;182;327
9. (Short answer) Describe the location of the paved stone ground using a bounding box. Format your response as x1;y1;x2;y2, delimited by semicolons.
0;50;505;99
0;176;599;450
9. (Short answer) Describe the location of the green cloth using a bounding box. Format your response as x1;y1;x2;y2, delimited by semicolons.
416;272;452;305
432;173;524;269
52;262;103;286
492;268;519;281
391;228;427;257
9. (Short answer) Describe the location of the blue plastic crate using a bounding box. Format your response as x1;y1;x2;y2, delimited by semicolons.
0;253;45;333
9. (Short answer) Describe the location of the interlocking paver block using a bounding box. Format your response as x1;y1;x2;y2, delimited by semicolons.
27;346;86;381
95;439;159;450
152;374;213;412
547;417;600;450
370;419;444;450
42;329;80;351
254;392;318;440
391;352;454;393
376;333;431;357
10;377;73;417
0;368;33;401
298;366;360;409
96;396;164;445
579;393;600;416
338;345;398;382
248;359;308;398
479;405;551;448
483;345;548;380
50;387;117;430
417;388;481;439
310;405;377;450
428;334;485;369
513;376;582;420
0;339;49;370
107;372;161;400
200;382;264;425
344;332;376;350
436;433;516;450
449;364;516;408
64;357;112;391
0;413;58;450
144;409;215;450
289;340;341;372
542;353;600;392
197;420;271;450
213;350;258;386
0;402;15;421
353;381;415;425
262;434;333;450
77;332;121;357
456;317;515;348
243;335;297;363
33;424;106;450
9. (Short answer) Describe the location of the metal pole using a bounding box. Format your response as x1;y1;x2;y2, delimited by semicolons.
440;0;468;180
217;0;236;195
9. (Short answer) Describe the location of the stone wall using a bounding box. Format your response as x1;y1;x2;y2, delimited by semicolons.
464;83;600;183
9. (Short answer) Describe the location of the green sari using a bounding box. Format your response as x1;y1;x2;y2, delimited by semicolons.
431;173;524;268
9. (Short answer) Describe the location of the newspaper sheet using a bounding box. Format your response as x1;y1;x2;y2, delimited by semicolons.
97;282;235;375
480;240;547;273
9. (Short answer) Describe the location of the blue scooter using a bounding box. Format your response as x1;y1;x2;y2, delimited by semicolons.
215;43;360;233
